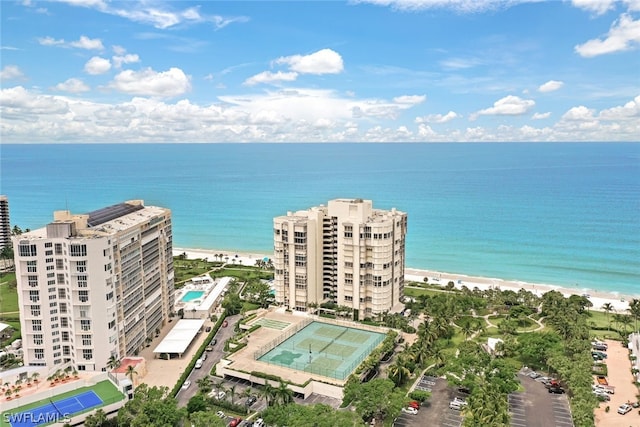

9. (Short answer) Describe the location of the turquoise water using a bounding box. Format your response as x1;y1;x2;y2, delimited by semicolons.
258;321;385;380
1;143;638;295
181;291;204;302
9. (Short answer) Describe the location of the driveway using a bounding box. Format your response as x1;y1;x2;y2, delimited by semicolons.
511;372;574;427
176;314;242;406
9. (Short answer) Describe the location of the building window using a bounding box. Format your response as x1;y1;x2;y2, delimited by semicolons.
62;331;69;341
60;317;68;327
34;349;44;360
28;275;38;287
345;273;353;285
29;290;39;303
344;225;353;238
77;275;88;288
70;244;87;257
63;346;70;356
30;305;41;316
57;273;65;285
32;319;42;331
82;334;92;346
55;243;62;255
45;242;52;248
59;303;67;313
18;244;37;257
106;291;114;301
33;334;43;345
344;295;353;302
58;289;66;299
76;261;87;273
79;290;89;303
82;349;93;360
108;320;116;329
81;319;91;331
56;259;64;269
27;260;37;272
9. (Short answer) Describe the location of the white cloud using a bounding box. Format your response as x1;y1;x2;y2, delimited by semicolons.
532;112;552;120
415;111;459;123
38;35;103;50
0;65;25;81
108;67;191;97
599;94;640;120
70;35;104;50
473;95;535;118
112;53;140;68
575;13;640;57
393;95;426;105
52;78;90;93
57;0;248;30
538;80;564;93
571;0;616;15
112;45;126;55
352;0;537;13
0;86;69;115
244;71;299;86
84;56;111;75
275;49;344;75
562;105;596;121
38;36;65;46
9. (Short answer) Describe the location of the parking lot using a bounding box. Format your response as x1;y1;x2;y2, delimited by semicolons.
511;371;574;427
394;375;463;427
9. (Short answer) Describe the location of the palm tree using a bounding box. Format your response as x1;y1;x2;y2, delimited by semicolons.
275;381;293;405
242;386;254;402
461;321;474;341
125;365;138;384
261;382;276;406
196;377;212;395
628;299;640;332
387;358;411;387
106;355;120;370
228;384;237;405
602;302;614;331
213;379;225;397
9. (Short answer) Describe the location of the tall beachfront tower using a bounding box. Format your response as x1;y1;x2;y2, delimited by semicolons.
13;200;174;371
0;195;11;251
273;199;407;319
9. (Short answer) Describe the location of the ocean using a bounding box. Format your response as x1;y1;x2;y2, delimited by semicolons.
1;142;638;295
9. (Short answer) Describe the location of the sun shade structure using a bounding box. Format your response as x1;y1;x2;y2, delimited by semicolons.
86;202;145;227
153;319;205;358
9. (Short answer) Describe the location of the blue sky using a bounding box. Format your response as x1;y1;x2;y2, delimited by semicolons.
1;0;639;142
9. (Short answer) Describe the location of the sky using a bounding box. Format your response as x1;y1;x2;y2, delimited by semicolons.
1;0;639;143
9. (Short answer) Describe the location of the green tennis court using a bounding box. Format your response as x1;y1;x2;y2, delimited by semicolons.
258;321;384;380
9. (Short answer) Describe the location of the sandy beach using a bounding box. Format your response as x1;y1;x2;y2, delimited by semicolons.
173;247;636;313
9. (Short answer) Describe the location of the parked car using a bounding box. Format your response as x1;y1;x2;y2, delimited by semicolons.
593;384;615;394
618;403;633;415
528;371;541;379
408;401;420;409
401;407;418;415
229;418;243;427
254;419;265;427
222;321;228;328
216;391;226;400
548;386;565;394
194;359;203;369
246;395;258;406
449;397;467;410
216;411;225;419
211;338;217;345
205;326;212;332
205;345;214;352
182;380;191;389
592;351;607;359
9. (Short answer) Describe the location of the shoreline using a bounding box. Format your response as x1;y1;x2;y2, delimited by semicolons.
173;247;635;313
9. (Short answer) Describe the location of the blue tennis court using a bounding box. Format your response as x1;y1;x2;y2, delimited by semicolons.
7;390;103;427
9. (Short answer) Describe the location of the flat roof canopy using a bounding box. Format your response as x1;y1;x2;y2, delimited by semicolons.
153;319;205;355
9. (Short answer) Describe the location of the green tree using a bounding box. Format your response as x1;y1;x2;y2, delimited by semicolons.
196;377;211;395
190;411;226;427
186;394;208;414
350;379;405;424
106;355;120;370
125;365;138;384
117;384;185;427
275;381;294;405
262;403;365;427
387;358;411;387
601;302;614;331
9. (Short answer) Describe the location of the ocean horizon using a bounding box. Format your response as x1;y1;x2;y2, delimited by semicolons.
1;142;638;296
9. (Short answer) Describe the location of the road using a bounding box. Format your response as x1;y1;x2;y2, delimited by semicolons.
176;314;242;406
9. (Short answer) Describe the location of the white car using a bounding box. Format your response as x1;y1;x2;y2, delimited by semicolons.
401;407;418;415
182;380;191;389
449;397;467;410
216;411;225;419
618;403;632;415
216;391;226;400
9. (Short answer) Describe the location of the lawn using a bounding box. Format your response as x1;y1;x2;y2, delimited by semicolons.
403;287;444;298
0;273;18;314
0;380;125;427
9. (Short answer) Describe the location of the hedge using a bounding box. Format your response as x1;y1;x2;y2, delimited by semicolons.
170;314;227;397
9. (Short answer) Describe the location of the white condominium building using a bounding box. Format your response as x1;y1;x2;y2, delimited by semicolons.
0;195;11;252
13;200;174;371
273;199;407;318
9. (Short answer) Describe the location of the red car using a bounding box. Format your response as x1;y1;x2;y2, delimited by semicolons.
409;401;420;409
222;320;228;328
229;418;242;427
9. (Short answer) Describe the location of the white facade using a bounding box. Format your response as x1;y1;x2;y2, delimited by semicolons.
273;199;407;318
13;200;174;372
0;195;11;251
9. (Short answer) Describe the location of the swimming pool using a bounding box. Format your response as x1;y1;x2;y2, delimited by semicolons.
181;290;205;302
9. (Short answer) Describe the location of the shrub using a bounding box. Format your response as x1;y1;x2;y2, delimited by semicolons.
409;390;431;402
